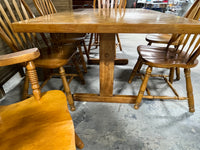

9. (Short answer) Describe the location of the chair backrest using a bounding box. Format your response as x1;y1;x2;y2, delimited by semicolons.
93;0;127;9
0;0;49;53
33;0;57;15
175;34;200;65
184;0;200;19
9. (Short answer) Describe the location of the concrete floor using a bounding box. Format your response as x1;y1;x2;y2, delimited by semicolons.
1;34;200;150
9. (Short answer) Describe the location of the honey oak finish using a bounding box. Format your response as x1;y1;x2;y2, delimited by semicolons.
144;0;200;81
88;0;127;55
0;0;86;111
0;48;84;150
33;0;89;72
12;8;200;104
129;33;200;112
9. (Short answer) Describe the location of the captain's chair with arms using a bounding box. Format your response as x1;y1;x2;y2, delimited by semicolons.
0;48;84;149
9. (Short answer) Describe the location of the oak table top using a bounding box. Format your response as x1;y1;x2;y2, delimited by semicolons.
12;8;200;34
12;8;200;104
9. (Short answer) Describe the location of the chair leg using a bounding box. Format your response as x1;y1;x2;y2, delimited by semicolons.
184;68;195;112
72;57;85;84
75;132;84;149
169;67;175;84
88;33;93;54
116;33;122;51
95;33;98;48
176;67;180;80
82;40;90;60
78;44;87;73
147;42;152;46
134;66;152;109
59;67;75;111
22;73;29;100
128;56;143;83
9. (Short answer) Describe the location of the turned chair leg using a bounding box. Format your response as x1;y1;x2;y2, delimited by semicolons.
128;56;143;83
176;67;180;80
59;67;75;111
116;33;122;51
134;66;152;109
78;44;87;73
184;68;195;112
22;73;29;100
75;132;84;149
169;67;175;84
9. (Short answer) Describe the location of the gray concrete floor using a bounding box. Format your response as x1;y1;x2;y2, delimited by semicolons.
1;34;200;150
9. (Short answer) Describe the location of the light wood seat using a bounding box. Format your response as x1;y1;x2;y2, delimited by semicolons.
0;48;84;150
146;34;179;45
129;33;200;113
33;0;89;72
34;45;76;68
137;45;198;68
0;0;85;111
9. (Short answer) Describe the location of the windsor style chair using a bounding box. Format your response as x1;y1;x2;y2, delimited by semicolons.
144;0;200;81
129;33;200;113
146;0;200;46
0;48;84;150
87;0;127;56
33;0;89;72
0;0;84;111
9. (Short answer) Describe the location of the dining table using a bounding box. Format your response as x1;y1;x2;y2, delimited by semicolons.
12;8;200;104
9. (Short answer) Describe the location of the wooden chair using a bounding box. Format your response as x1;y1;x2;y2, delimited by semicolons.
33;0;89;73
146;0;200;46
144;0;200;80
0;48;84;149
0;0;84;111
87;0;127;55
129;33;200;113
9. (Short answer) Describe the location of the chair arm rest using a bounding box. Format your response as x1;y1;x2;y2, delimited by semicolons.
0;48;40;67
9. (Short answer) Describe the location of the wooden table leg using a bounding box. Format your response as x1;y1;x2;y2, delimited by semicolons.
99;33;115;96
73;33;136;103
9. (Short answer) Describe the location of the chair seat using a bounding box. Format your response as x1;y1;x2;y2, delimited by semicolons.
138;45;198;68
145;34;179;45
35;45;76;69
0;90;76;150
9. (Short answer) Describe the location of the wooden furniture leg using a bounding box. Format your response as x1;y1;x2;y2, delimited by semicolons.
72;57;85;84
59;67;75;111
176;67;180;80
100;33;115;96
22;73;29;100
134;66;152;109
128;56;143;83
78;44;87;73
73;33;136;103
169;67;174;84
75;133;84;149
116;33;122;51
184;68;195;112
